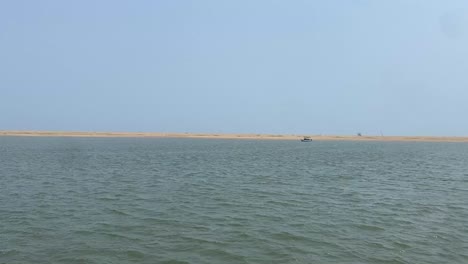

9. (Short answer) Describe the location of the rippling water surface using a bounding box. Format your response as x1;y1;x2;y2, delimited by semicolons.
1;137;468;263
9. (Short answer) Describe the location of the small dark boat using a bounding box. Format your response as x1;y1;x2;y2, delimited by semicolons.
301;136;312;142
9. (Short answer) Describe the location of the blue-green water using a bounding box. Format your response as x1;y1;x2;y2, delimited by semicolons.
1;137;467;263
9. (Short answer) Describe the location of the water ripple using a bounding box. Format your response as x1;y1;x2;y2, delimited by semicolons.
1;137;468;263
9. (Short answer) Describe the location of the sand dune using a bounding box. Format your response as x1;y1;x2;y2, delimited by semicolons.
1;130;468;142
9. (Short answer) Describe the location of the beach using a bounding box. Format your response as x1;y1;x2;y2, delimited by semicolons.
1;130;468;142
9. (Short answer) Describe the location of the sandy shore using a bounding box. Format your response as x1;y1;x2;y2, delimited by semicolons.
1;130;468;142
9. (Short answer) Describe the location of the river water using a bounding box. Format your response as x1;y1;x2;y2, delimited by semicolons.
1;137;467;263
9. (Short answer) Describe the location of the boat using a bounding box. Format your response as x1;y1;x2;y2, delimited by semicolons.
301;136;312;142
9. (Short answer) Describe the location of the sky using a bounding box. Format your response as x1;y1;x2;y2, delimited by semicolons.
1;0;468;136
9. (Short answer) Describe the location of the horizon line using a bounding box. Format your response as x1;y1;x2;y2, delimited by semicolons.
1;130;468;142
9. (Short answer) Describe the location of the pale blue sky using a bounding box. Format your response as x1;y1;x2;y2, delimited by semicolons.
1;0;468;136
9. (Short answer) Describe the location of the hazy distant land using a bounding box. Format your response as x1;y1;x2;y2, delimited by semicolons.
1;130;468;142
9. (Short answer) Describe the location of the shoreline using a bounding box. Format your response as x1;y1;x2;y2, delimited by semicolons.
1;130;468;142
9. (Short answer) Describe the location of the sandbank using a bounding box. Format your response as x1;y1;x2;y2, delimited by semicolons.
1;130;468;142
